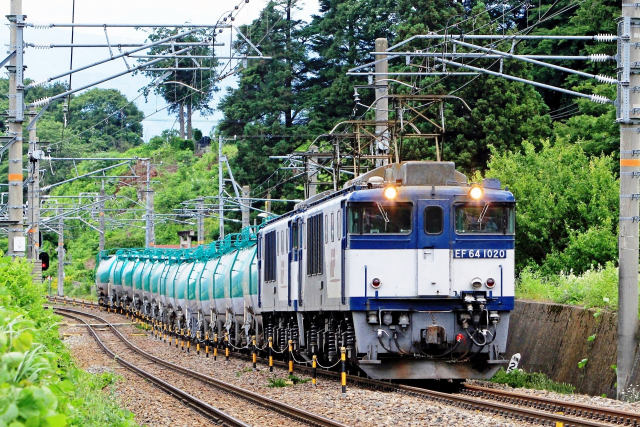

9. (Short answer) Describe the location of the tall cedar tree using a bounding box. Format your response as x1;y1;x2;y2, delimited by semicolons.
139;28;217;139
218;1;308;203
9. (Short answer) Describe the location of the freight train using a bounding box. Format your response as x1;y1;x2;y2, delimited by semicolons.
96;161;515;379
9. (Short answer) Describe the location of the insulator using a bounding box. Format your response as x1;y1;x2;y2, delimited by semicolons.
30;97;50;108
590;94;611;104
594;34;616;43
27;79;50;89
596;74;617;84
589;54;612;63
30;44;51;50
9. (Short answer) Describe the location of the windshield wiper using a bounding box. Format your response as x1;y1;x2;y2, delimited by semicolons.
376;202;390;223
478;202;490;224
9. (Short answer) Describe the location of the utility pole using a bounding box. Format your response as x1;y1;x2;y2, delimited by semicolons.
57;206;64;296
27;108;41;282
306;145;319;198
7;0;25;257
218;135;225;240
374;37;389;167
144;160;155;247
241;186;250;228
617;2;640;398
98;181;105;252
196;197;204;245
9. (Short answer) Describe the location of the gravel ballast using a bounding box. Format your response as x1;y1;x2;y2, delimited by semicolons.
58;304;640;426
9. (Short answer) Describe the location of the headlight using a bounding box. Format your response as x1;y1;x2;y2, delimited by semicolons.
383;186;398;200
469;185;484;200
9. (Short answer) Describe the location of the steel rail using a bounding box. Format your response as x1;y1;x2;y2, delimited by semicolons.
52;305;346;427
54;309;247;427
50;298;631;426
463;384;640;426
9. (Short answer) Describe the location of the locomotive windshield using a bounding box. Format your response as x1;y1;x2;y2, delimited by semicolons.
348;202;412;234
455;203;515;234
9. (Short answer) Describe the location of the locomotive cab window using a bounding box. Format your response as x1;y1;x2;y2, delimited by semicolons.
455;203;515;234
424;206;443;234
347;202;412;234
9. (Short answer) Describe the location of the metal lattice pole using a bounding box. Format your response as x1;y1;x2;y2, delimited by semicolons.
7;0;25;257
196;197;204;245
617;3;640;398
27;108;41;282
144;160;155;247
57;206;64;296
218;135;224;240
98;182;106;252
374;38;389;167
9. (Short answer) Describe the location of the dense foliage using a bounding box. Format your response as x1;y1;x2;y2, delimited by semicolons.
0;255;135;426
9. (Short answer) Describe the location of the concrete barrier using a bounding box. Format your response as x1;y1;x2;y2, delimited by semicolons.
507;300;620;397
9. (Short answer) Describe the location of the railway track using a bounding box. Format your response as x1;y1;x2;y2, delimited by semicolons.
53;305;346;427
49;297;639;426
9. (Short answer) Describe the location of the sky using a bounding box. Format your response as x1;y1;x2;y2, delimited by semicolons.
2;0;319;141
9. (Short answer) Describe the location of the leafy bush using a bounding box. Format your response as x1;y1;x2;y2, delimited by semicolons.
481;139;618;274
491;368;575;394
517;262;620;313
0;254;136;426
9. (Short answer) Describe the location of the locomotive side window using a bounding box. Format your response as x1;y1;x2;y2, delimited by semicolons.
331;212;335;242
306;213;324;275
264;230;277;282
292;222;299;250
424;206;443;234
455;203;515;234
347;202;412;234
325;215;328;243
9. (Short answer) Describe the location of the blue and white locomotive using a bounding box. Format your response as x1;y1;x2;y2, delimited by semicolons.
96;160;515;380
258;161;514;379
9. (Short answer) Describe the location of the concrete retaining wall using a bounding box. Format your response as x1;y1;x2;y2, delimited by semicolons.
507;300;620;397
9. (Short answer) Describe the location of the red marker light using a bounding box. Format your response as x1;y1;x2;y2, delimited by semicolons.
371;278;381;289
456;333;465;343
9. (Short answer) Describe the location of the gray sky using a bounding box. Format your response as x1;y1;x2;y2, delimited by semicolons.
2;0;319;141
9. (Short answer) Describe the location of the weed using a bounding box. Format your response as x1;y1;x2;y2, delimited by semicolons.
288;374;311;385
268;378;289;388
491;368;575;394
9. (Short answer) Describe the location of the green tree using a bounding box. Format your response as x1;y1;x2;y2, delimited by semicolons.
218;1;309;198
482;138;618;274
58;88;143;152
139;28;217;139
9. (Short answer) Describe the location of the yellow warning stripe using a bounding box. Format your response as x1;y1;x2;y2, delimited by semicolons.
620;159;640;167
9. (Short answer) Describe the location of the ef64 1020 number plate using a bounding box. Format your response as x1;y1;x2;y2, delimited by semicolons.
453;249;506;259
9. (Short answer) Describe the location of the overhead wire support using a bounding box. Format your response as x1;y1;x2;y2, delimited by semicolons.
448;39;617;84
27;47;192;107
26;28;202;89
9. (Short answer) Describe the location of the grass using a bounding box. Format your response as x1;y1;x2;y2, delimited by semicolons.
267;374;311;387
268;378;289;388
516;262;624;314
491;368;575;394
